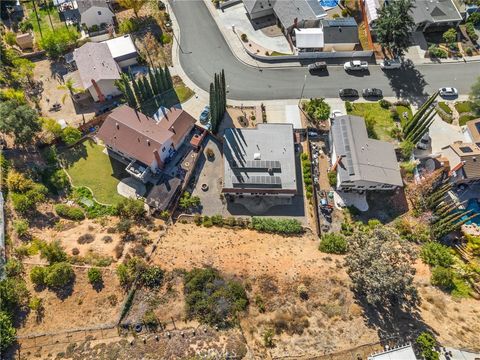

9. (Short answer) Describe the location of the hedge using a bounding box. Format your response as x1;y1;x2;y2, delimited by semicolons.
55;204;85;220
251;217;303;235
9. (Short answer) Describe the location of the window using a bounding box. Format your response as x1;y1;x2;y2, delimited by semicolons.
369;185;376;188
357;186;365;189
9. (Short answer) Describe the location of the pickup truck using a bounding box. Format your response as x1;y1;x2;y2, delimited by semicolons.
343;60;368;71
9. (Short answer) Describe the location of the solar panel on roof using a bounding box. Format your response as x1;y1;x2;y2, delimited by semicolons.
232;175;282;188
232;160;281;171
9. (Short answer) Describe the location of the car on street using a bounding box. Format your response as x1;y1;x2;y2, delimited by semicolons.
343;60;368;71
339;88;359;98
308;61;327;73
199;105;210;124
362;88;383;98
379;58;401;70
439;87;458;97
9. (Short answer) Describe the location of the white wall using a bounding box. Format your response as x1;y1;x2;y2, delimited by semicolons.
338;179;396;191
324;43;356;51
87;79;121;102
81;6;114;28
117;57;138;69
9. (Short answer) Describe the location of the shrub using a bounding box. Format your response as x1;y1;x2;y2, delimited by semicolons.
465;47;473;56
420;242;454;267
77;233;95;244
39;27;79;58
304;98;331;122
400;140;414;160
102;235;113;243
0;311;16;352
45;262;74;288
141;266;164;288
205;147;215;159
13;219;29;237
87;267;102;285
161;33;172;44
341;8;349;16
7;171;34;193
119;18;139;34
116;198;145;219
116;219;133;234
466;22;479;41
255;295;266;313
319;233;348;254
332;13;340;18
72;248;80;256
49;169;69;191
4;32;16;46
431;266;454;289
327;171;337;187
416;332;439;360
61;126;82;145
5;258;23;278
55;204;85;221
442;28;457;44
202;216;213;227
39;240;67;264
29;296;43;312
241;33;248;42
263;328;275;347
143;310;159;328
30;266;47;286
251;217;303;235
428;45;447;59
379;99;391;109
211;214;224;226
297;284;308;300
345;101;353;112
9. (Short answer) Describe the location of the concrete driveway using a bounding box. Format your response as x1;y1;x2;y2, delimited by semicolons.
428;115;469;154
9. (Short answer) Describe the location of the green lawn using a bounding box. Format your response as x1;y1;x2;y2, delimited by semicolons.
141;80;195;116
60;140;127;205
347;102;412;142
26;2;63;37
174;82;195;103
459;114;477;126
455;101;474;114
438;102;453;115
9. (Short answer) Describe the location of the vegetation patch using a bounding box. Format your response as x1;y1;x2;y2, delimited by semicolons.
184;268;248;327
55;204;85;221
301;153;313;200
251;217;303;235
319;233;348;254
454;101;474;114
437;102;452;115
459;114;477;126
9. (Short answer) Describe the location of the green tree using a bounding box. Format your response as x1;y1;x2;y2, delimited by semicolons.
61;126;82;145
40;240;67;264
375;0;415;57
39;27;79;58
305;98;331;122
0;311;16;352
87;268;103;285
0;100;40;146
442;28;457;44
420;242;454;267
430;266;455;289
400;140;414;159
30;266;47;286
416;332;440;360
0;278;29;312
116;198;145;219
11;58;35;85
470;76;480;116
40;117;63;143
44;262;74;288
179;191;201;211
117;0;148;18
319;233;348;254
345;226;417;307
57;77;84;104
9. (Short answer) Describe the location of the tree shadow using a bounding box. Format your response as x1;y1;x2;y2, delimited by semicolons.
92;279;105;293
384;60;429;105
51;274;76;300
57;140;88;168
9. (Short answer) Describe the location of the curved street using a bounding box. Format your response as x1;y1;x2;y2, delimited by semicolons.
171;0;480;101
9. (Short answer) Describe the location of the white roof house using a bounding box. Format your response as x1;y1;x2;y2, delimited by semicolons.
285;105;303;130
294;27;324;49
368;344;417;360
365;0;381;25
102;35;138;68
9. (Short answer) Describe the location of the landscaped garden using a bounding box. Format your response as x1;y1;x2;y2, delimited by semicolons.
455;101;478;126
59;139;127;205
346;100;412;142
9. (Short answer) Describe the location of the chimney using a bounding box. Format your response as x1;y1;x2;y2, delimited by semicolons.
170;126;176;134
153;150;165;169
91;79;106;102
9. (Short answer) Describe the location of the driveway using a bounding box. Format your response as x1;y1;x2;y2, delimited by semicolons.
428;115;469;154
171;0;480;101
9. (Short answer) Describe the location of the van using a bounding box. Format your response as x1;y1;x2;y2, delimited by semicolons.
308;62;327;72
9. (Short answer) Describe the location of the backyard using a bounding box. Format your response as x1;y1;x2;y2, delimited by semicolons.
347;101;412;142
59;139;127;205
25;1;64;37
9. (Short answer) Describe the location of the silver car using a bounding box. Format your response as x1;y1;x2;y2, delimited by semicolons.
439;87;458;97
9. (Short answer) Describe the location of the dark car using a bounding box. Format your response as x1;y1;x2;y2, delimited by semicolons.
362;88;383;98
339;88;359;98
308;61;327;73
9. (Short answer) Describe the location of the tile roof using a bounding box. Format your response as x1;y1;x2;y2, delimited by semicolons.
273;0;326;28
411;0;462;24
331;115;403;187
322;17;359;44
449;142;480;179
73;42;120;89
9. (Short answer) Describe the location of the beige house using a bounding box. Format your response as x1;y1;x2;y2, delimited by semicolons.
16;33;34;50
442;141;480;185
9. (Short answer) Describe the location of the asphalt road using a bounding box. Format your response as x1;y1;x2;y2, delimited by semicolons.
171;0;480;102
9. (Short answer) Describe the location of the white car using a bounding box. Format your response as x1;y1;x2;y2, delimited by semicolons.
439;87;458;97
379;59;401;70
330;110;343;119
344;60;368;71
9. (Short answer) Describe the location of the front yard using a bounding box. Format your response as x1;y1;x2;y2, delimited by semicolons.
59;139;127;205
347;101;412;142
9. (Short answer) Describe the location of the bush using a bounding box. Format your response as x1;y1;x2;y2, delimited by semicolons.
379;99;391;109
40;240;67;264
39;27;79;58
416;332;439;360
45;262;74;288
211;214;224;226
304;98;331;122
55;204;85;221
0;311;16;353
465;47;473;56
437;101;452;115
49;169;69;191
319;233;348;254
327;171;337;188
205;147;215;159
251;217;303;235
61;126;82;145
30;266;47;286
345;101;353;112
4;32;16;46
431;266;454;289
241;33;248;42
140;266;164;288
428;45;447;59
116;219;133;234
341;8;349;16
13;219;29;237
116;198;145;219
119;18;139;34
77;233;95;244
102;235;113;243
143;310;159;328
5;259;23;278
87;267;102;285
466;22;479;41
161;33;172;44
442;28;457;44
7;171;34;193
400;140;414;160
263;328;275;348
420;242;454;267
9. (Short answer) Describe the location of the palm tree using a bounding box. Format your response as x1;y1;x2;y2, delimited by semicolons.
57;78;84;103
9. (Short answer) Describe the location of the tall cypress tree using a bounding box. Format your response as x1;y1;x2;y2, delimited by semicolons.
221;69;226;114
164;64;173;90
124;77;137;108
209;82;216;131
148;68;159;96
156;67;167;93
138;77;149;102
132;77;143;103
143;76;154;99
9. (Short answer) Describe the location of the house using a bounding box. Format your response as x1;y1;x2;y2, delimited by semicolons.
441;141;480;185
71;42;122;102
244;0;326;34
293;18;359;51
364;0;382;27
16;33;34;50
329;115;403;191
222;123;298;199
368;344;417;360
465;117;480;145
77;0;115;29
409;0;462;32
96;105;196;182
102;34;138;68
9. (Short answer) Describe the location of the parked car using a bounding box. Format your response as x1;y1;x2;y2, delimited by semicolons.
199;105;210;124
330;110;343;119
362;88;383;98
308;61;327;73
379;58;401;70
339;88;359;98
439;87;458;97
344;60;368;71
308;130;319;138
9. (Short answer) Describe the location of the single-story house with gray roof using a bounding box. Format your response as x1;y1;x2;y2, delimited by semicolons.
409;0;462;31
329;115;403;192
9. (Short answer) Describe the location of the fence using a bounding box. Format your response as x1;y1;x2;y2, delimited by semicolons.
249;49;375;63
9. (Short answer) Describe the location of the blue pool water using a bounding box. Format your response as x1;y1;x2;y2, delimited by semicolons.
319;0;338;9
463;198;480;225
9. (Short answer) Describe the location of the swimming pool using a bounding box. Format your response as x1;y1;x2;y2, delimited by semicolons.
463;198;480;225
319;0;338;10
